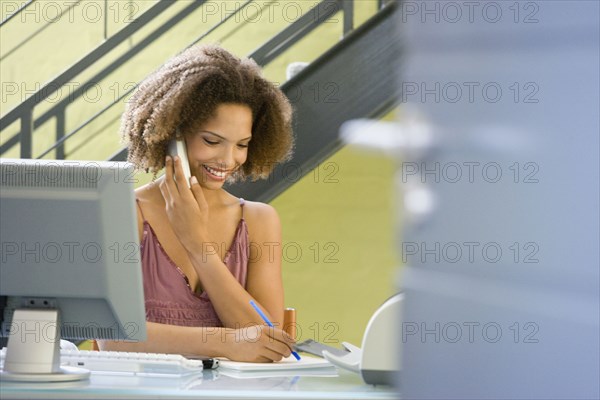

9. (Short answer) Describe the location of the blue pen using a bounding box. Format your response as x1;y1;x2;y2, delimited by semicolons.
250;300;301;361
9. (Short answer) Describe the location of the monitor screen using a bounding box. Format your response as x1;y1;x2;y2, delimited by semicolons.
0;159;147;381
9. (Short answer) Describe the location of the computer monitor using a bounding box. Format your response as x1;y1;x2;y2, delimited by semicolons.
0;158;147;382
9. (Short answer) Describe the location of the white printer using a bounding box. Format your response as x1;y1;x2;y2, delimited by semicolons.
323;293;402;385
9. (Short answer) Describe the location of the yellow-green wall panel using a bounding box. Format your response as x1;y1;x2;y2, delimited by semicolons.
273;108;400;346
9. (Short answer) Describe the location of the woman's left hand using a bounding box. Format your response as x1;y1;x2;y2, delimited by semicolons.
158;155;209;252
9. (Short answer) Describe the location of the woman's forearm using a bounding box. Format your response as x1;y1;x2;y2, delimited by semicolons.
187;249;276;328
99;321;228;357
98;321;295;362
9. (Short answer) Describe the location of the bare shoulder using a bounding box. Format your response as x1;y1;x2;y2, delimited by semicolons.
242;200;281;238
134;181;162;204
242;200;280;220
133;182;164;232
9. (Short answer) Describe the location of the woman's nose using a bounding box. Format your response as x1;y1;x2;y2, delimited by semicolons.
217;145;240;170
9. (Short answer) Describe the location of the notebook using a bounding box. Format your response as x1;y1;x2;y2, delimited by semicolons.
217;355;337;379
218;355;334;372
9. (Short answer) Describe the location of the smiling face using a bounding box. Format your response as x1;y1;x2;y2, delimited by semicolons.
185;103;253;190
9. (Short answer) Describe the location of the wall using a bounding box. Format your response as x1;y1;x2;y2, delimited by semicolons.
273;109;399;346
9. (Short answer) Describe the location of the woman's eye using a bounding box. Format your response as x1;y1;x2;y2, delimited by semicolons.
237;144;249;149
203;138;219;145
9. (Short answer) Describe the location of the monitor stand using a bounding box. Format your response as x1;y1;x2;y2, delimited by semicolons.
0;309;90;382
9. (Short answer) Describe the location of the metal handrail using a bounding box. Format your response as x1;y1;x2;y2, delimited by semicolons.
1;0;136;52
0;1;83;62
225;0;399;202
250;1;342;66
36;0;257;160
0;0;35;26
0;0;179;158
1;0;354;160
110;0;347;162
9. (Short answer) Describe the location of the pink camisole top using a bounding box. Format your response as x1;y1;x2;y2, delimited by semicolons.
137;198;249;327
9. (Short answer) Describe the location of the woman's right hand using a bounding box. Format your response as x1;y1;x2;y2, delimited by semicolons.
159;156;210;252
223;325;296;363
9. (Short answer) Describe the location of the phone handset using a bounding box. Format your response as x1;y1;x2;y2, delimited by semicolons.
167;139;192;188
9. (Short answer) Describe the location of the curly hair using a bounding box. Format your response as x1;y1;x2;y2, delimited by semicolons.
120;44;294;181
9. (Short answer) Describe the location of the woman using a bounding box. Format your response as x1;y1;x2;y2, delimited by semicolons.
100;44;295;362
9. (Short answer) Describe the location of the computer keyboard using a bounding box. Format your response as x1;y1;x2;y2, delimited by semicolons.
0;347;210;377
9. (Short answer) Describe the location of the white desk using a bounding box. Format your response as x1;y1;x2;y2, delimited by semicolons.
0;368;398;399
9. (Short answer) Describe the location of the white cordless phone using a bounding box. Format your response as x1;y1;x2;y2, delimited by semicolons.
167;139;192;188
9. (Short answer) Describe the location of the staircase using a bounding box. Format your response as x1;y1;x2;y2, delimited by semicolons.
0;0;399;201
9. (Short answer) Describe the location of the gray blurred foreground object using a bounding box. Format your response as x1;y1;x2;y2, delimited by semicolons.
397;1;599;399
344;1;599;398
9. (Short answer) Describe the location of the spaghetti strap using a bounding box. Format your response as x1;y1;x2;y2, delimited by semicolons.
239;198;245;219
135;198;146;222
